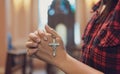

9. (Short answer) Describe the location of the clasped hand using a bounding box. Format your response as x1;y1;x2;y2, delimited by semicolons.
26;25;67;65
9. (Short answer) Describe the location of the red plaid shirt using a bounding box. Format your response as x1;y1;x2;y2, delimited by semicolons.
81;1;120;74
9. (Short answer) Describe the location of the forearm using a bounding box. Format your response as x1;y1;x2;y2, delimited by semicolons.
56;54;104;74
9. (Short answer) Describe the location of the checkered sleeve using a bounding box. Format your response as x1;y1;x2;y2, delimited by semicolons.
98;9;120;47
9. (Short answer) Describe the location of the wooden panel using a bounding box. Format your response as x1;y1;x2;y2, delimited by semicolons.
8;0;39;48
0;0;7;74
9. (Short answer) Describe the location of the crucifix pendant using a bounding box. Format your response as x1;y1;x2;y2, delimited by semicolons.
49;38;60;57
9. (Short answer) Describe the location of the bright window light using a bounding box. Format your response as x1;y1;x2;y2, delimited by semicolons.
38;0;81;45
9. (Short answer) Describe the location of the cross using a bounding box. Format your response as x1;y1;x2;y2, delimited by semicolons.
49;38;60;57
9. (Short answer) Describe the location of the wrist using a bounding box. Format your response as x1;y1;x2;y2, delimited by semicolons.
54;53;72;73
55;54;104;74
53;49;66;64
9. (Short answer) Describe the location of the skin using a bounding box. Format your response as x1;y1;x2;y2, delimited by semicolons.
26;25;104;74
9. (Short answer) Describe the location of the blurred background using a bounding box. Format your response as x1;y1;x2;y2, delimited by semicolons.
0;0;99;74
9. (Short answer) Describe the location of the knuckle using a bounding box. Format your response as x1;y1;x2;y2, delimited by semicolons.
25;42;30;48
34;31;38;34
29;33;34;36
30;33;36;38
29;33;39;41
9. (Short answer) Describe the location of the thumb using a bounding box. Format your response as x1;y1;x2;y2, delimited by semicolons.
45;25;59;37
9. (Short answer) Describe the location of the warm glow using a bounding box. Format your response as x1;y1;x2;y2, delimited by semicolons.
24;0;31;11
13;0;23;12
56;24;67;46
93;0;99;4
13;0;31;12
85;0;92;7
85;0;99;7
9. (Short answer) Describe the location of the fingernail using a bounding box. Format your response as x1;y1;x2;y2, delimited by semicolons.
43;36;48;41
37;38;40;42
38;29;43;34
34;31;38;34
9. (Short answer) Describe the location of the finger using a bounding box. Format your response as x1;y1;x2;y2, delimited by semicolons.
38;44;52;56
43;30;48;41
26;41;38;48
27;49;38;56
37;35;53;54
29;33;40;43
34;31;44;41
38;29;49;41
35;50;52;63
35;48;53;63
38;29;45;38
34;31;39;35
45;25;59;38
